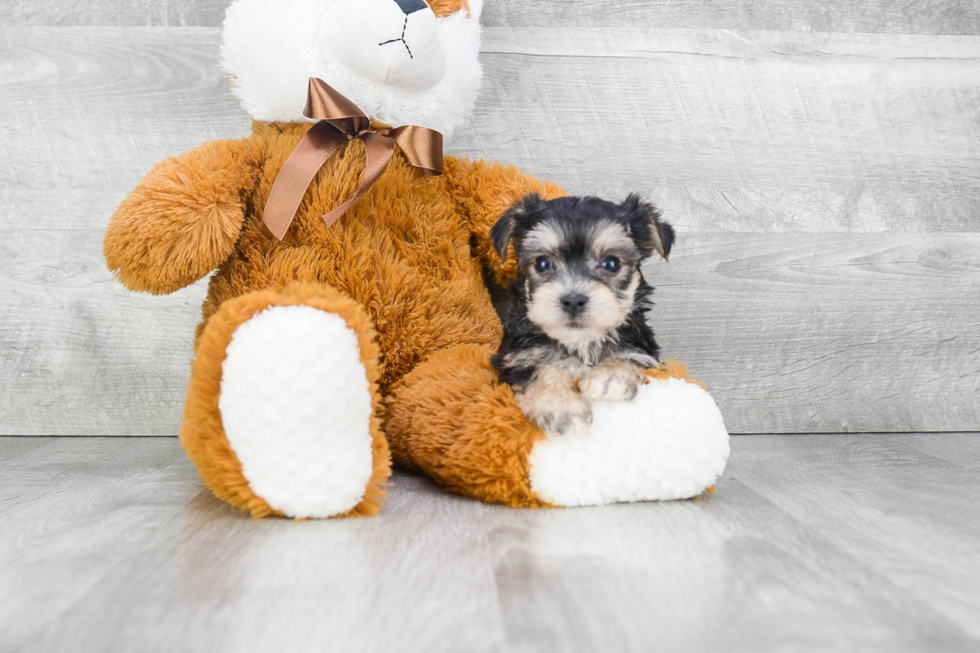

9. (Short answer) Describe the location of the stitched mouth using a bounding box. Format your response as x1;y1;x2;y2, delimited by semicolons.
379;16;414;59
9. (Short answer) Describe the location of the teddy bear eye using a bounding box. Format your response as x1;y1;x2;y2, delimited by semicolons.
601;256;621;273
534;257;553;273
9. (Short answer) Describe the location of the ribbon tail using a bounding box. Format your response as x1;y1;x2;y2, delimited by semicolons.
263;121;347;241
321;132;395;229
391;125;444;176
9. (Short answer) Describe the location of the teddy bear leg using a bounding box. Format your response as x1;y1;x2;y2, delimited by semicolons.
386;346;730;508
180;283;390;518
385;344;550;507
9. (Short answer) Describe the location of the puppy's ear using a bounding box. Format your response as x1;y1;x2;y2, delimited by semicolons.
490;193;548;262
620;193;675;261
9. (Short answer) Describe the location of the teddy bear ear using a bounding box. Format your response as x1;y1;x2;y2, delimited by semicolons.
426;0;482;19
466;0;484;20
491;194;548;262
619;193;674;261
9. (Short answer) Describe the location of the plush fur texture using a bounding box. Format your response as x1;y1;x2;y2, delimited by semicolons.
104;138;263;295
386;344;550;507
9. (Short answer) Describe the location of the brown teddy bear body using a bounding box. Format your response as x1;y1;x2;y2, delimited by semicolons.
106;120;563;369
199;122;515;384
106;120;571;515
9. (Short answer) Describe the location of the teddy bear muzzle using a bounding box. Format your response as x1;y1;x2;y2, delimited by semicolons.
319;0;448;91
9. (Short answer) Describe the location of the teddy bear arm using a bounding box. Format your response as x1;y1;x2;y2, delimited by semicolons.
387;346;730;508
104;137;262;295
443;156;565;285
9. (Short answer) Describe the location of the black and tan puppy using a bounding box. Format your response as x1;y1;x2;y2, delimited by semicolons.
490;194;674;436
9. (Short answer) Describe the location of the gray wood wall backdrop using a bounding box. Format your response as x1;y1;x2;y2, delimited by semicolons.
1;1;978;436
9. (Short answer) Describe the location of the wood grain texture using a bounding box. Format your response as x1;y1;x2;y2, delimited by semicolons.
2;24;979;434
480;0;980;35
2;435;979;652
0;438;203;652
4;27;980;233
0;28;250;189
461;28;980;233
7;0;980;35
647;232;980;433
731;434;980;641
0;1;229;27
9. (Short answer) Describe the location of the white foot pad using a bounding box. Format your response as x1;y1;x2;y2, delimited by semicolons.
219;305;374;518
529;377;730;507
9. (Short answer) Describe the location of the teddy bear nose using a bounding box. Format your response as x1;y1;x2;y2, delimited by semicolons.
394;0;429;15
561;293;590;317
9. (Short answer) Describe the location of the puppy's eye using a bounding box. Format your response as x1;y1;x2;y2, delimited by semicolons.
601;256;621;273
534;257;553;273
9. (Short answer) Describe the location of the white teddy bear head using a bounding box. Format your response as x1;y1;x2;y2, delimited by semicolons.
221;0;483;138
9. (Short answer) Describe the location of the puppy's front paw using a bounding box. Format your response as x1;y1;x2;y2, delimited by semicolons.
518;393;592;436
534;402;593;437
578;360;646;402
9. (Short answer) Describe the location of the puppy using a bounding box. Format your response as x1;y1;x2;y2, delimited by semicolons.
490;193;674;436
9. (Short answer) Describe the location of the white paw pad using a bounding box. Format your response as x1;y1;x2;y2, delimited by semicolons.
219;305;374;518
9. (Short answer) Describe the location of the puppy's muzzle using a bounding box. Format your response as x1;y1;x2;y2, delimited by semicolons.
560;292;589;318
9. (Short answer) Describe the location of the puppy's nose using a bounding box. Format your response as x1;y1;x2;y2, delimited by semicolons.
560;293;589;317
394;0;429;15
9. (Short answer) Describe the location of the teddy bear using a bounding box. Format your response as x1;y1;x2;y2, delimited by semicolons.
103;0;730;519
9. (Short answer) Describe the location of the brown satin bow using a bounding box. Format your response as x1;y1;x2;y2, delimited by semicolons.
263;77;444;240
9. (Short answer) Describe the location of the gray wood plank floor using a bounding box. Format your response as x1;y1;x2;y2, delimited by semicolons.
2;1;979;436
1;434;978;653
